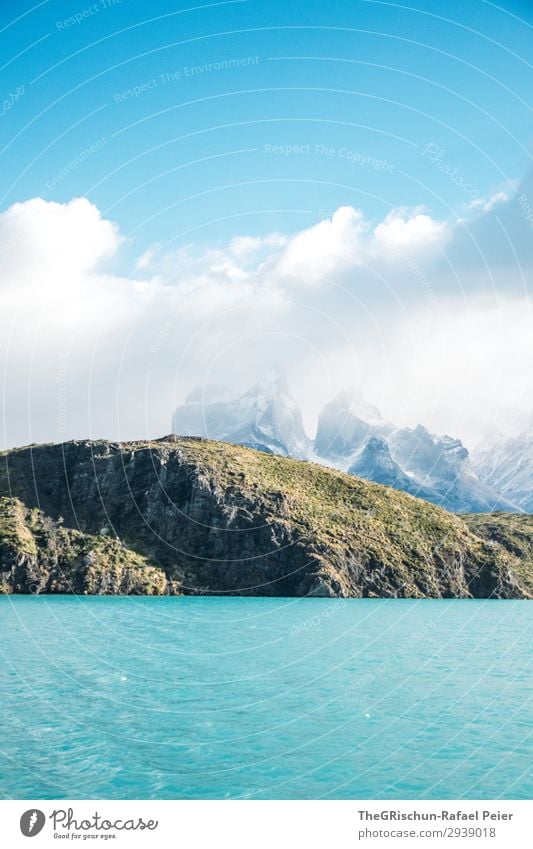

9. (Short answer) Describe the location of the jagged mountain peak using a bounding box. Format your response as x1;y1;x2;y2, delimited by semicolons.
172;369;310;459
387;424;514;512
389;425;470;482
314;386;392;462
348;435;436;503
237;367;292;412
350;436;399;476
325;385;387;424
225;369;309;457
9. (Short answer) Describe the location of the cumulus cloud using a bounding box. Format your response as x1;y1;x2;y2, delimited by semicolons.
271;205;450;281
0;197;120;286
0;191;530;450
275;206;367;279
228;232;287;260
166;203;447;304
373;208;450;252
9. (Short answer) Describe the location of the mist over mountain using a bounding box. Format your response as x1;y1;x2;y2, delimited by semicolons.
172;373;526;513
472;424;533;513
314;386;394;464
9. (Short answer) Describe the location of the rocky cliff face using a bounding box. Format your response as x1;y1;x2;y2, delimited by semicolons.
0;437;532;598
0;496;175;595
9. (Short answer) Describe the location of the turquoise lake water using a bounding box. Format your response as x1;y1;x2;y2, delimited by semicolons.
0;597;531;800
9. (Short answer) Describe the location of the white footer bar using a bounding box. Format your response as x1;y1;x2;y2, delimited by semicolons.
1;799;531;848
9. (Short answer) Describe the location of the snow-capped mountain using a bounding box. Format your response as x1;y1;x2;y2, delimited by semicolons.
172;369;311;458
387;425;515;512
314;386;393;464
472;424;533;512
172;376;526;513
348;436;436;501
314;390;517;511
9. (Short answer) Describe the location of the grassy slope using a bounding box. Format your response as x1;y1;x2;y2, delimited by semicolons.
464;513;533;597
0;436;531;597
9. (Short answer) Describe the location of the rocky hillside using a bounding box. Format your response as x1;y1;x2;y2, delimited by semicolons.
0;496;176;595
0;437;532;598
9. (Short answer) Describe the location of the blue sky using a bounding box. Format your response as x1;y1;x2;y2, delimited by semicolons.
2;0;532;252
1;0;532;449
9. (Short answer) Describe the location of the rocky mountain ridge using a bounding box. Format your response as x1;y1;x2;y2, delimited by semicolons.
172;379;519;513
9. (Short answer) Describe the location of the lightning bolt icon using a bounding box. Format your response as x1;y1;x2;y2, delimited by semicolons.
28;811;38;833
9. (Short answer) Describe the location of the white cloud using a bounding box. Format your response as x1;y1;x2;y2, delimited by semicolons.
466;187;514;214
373;208;450;252
0;197;120;286
275;206;367;279
0;192;530;450
228;232;287;260
135;243;160;270
370;295;533;446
